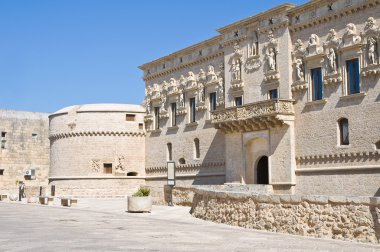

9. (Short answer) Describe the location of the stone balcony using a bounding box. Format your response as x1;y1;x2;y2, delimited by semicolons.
211;99;295;133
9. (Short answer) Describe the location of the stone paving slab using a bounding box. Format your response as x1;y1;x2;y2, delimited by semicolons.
0;199;379;251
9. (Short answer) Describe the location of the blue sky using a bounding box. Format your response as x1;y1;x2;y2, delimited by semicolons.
0;0;308;113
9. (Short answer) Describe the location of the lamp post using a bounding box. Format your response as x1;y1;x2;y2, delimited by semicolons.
167;161;176;206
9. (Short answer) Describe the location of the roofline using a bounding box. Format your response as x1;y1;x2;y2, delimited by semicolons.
139;35;221;70
216;3;297;34
288;0;333;15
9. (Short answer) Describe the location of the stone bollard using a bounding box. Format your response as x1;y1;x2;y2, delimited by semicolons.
9;194;18;201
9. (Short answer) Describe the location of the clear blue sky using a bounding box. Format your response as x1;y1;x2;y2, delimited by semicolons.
0;0;308;113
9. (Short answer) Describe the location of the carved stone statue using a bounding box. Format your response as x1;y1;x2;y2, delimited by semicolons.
231;58;241;81
179;91;185;108
161;81;168;92
327;48;337;73
368;37;377;65
188;71;196;81
309;34;319;46
169;78;176;86
198;83;205;103
198;69;206;82
267;48;276;71
207;65;217;82
160;96;167;112
145;96;151;114
364;17;379;35
217;78;224;102
233;42;242;55
179;75;186;87
295;59;304;81
325;29;340;47
345;23;356;36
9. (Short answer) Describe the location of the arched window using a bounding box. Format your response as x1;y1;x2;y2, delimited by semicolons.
194;138;200;159
167;143;172;161
375;141;380;150
338;118;349;145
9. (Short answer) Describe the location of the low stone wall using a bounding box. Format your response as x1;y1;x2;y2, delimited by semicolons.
190;189;380;244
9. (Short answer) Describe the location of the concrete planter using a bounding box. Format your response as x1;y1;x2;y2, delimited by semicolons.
127;196;152;213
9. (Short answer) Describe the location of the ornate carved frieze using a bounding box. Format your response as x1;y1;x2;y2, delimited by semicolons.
341;23;362;49
186;71;198;91
145;161;225;176
211;99;294;133
264;70;280;84
323;72;342;85
306;34;324;59
361;64;380;77
206;65;218;85
167;78;179;96
49;131;146;141
144;115;153;123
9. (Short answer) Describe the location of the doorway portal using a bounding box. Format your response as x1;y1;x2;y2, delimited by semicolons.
256;156;269;184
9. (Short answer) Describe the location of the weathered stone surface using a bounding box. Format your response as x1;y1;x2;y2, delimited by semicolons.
191;190;380;244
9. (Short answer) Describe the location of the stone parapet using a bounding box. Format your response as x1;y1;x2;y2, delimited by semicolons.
190;188;380;244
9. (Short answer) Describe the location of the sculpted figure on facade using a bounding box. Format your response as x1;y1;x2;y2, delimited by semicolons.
248;40;257;58
231;58;242;81
309;34;319;46
179;91;185;108
161;80;168;93
343;23;361;45
207;65;218;82
179;75;186;88
233;42;242;56
217;78;225;104
294;39;306;55
267;48;276;71
198;82;205;103
295;59;304;81
198;68;206;82
145;96;151;114
160;95;167;112
188;71;196;81
115;156;125;173
368;37;378;65
364;17;379;36
307;34;322;55
327;48;337;73
324;29;340;48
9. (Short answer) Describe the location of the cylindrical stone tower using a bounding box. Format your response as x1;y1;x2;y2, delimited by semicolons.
49;104;146;197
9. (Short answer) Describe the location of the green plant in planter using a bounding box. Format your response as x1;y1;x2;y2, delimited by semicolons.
132;187;150;197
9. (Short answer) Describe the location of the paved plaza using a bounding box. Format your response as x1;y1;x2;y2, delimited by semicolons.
0;199;379;252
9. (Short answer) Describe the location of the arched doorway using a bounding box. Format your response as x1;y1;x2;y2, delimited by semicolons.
256;156;269;184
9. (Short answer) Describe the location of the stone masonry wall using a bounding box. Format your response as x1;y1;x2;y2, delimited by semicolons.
190;189;380;244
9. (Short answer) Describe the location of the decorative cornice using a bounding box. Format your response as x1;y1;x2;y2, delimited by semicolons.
296;150;380;164
143;51;224;82
289;0;380;33
49;131;146;140
145;161;225;175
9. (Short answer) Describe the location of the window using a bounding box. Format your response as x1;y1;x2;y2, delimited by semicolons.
179;158;186;165
375;141;380;150
167;143;172;161
126;114;135;121
190;97;196;123
103;163;112;174
138;123;144;130
311;67;323;101
127;171;138;176
194;138;200;159
171;103;177;126
1;141;5;149
0;169;3;176
269;89;278;100
234;96;243;106
32;133;38;141
1;132;6;149
154;107;160;129
1;132;6;138
346;58;360;95
338;118;349;145
209;92;217;112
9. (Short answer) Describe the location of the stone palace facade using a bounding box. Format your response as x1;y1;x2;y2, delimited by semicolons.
140;0;380;197
0;0;379;199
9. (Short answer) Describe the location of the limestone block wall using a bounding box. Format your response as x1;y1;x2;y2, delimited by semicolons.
49;104;146;197
190;188;380;244
0;110;50;196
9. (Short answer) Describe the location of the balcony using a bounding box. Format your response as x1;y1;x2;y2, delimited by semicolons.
211;99;295;133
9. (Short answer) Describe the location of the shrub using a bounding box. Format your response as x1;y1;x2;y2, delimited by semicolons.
133;187;150;197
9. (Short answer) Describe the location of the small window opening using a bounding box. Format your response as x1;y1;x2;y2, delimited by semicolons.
199;50;202;56
194;138;200;159
167;143;173;161
32;133;38;141
234;96;243;106
163;63;166;69
375;141;380;150
179;57;183;63
269;89;278;100
138;123;144;130
1;141;5;149
103;163;112;174
0;169;4;175
179;158;186;165
338;118;349;146
126;114;135;121
1;132;6;138
127;171;138;176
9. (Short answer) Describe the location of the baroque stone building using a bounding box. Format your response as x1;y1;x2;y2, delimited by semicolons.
140;0;380;197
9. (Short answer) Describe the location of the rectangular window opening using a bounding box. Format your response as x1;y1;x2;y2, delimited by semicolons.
171;103;177;126
0;169;4;176
190;98;196;123
154;107;160;129
138;123;144;130
209;92;217;112
32;133;38;141
1;132;6;138
103;163;112;174
234;96;243;106
346;58;360;95
311;67;323;101
126;114;136;121
269;89;278;100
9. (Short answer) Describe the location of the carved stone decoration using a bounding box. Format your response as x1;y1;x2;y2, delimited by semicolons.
292;58;307;92
115;156;125;173
179;75;186;88
178;90;185;108
327;48;337;74
267;30;278;48
145;96;151;114
323;72;342;85
198;69;206;83
160;95;167;113
367;37;378;65
231;58;242;82
244;58;262;73
362;17;380;37
295;59;304;81
232;42;243;58
91;159;100;173
307;34;323;56
293;39;306;57
161;80;168;93
264;30;279;81
206;65;218;84
324;29;341;49
267;48;277;71
167;78;178;96
342;23;361;47
151;83;161;100
186;71;198;90
247;31;259;59
197;82;205;103
217;78;225;107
